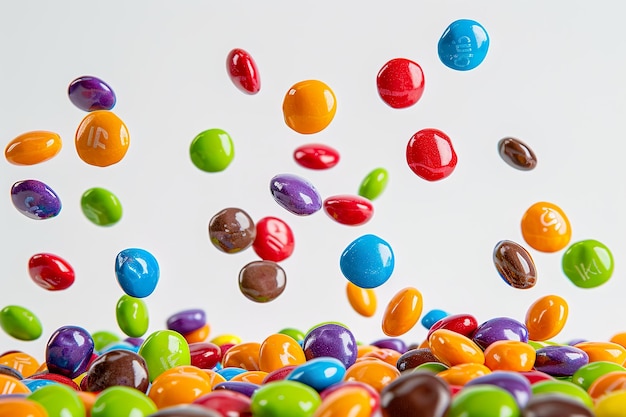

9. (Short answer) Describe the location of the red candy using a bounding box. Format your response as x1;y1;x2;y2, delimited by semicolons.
293;143;340;170
427;314;478;340
252;217;295;262
226;48;261;94
27;372;80;390
193;390;252;415
28;253;75;291
189;342;222;370
406;128;457;181
376;58;425;109
323;195;374;226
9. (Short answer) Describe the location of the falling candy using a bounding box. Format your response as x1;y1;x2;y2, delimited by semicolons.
492;240;537;289
406;128;457;181
10;179;62;220
346;282;377;317
520;201;571;253
4;130;62;165
0;305;43;341
115;248;160;298
75;110;130;167
498;137;537;171
323;194;374;226
438;19;490;71
189;128;235;173
421;309;449;330
270;174;322;216
28;253;75;291
293;143;340;170
561;239;614;288
358;168;388;201
81;187;123;226
68;75;116;111
525;294;569;341
226;48;261;94
208;207;256;254
381;287;423;337
376;58;425;109
340;234;395;289
282;80;337;134
252;216;295;262
116;294;150;338
238;260;287;303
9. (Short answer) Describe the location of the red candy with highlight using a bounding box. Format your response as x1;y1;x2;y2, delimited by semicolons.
294;143;340;170
252;216;295;262
28;253;75;291
323;195;374;226
406;128;457;181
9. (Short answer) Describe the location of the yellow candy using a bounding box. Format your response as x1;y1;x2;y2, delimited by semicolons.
484;340;536;372
594;390;626;417
381;287;423;337
5;130;62;165
437;363;491;386
258;333;306;372
428;329;485;367
210;333;242;347
282;79;337;134
525;294;568;341
75;110;129;167
346;282;377;317
574;341;626;365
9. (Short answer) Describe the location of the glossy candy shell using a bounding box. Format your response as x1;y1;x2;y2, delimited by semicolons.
358;167;389;201
81;187;122;226
340;234;394;289
270;174;322;216
293;143;340;170
0;305;43;341
252;216;295;262
376;58;425;109
520;202;571;253
5;130;62;165
226;48;260;94
561;239;614;288
346;282;377;317
75;110;129;167
115;248;160;298
282;80;337;134
438;19;490;71
406;128;457;181
11;179;61;220
323;195;374;226
68;75;116;111
498;137;537;171
381;287;423;337
28;253;75;291
189;128;235;173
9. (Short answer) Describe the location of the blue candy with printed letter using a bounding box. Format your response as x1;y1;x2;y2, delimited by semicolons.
438;19;489;71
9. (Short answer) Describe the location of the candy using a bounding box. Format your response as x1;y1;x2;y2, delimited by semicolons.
483;340;536;372
492;240;537;289
115;248;160;298
189;128;235;173
208;207;256;254
534;345;589;377
421;309;449;330
406;128;457;181
0;364;23;380
75;110;129;167
0;398;48;417
0;373;29;394
293;143;340;170
230;370;267;385
465;371;531;408
222;342;261;370
530;380;593;408
238;260;287;303
28;253;75;291
258;333;306;372
10;179;61;220
346;282;377;317
251;380;321;417
376;58;425;109
396;348;442;372
68;75;116;111
587;371;626;400
358;167;389;201
361;348;402;367
0;305;43;341
149;366;213;409
339;234;395;289
252;216;295;262
437;363;491;386
595;390;626;416
314;386;372;417
344;358;400;392
189;342;221;369
449;385;518;417
472;317;529;350
184;324;210;344
269;173;322;216
380;371;450;417
28;383;86;417
92;331;121;351
115;294;149;338
193;390;252;415
278;328;305;342
520;201;571;253
0;351;40;378
572;361;626;391
561;239;614;288
427;313;478;339
428;329;485;367
80;187;123;226
302;323;357;368
523;394;594;417
46;325;94;378
381;287;423;337
138;330;191;381
525;295;569;341
497;137;537;171
282;80;337;134
90;385;157;417
150;404;222;417
4;130;62;165
438;19;490;71
573;341;626;364
323;194;374;226
86;349;150;392
287;357;346;391
167;309;206;335
226;48;261;94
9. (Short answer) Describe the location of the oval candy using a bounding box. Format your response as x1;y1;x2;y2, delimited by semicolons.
116;294;149;338
258;333;306;373
86;349;150;393
293;143;340;170
282;80;337;134
493;240;537;289
252;216;295;262
376;58;425;109
523;394;594;417
421;309;449;330
534;345;589;377
346;282;377;317
525;295;569;341
381;287;423;337
81;187;123;226
75;110;129;167
5;130;62;165
287;357;346;392
11;179;61;220
90;385;157;417
270;174;322;216
251;380;321;417
167;309;207;335
520;201;571;253
448;385;518;417
406;128;457;181
427;313;479;339
428;329;485;367
208;207;256;254
340;234;395;289
46;325;95;378
0;305;43;341
472;317;529;350
498;137;537;171
139;330;191;382
358;167;389;201
303;324;357;369
380;371;450;417
562;239;614;288
238;260;287;303
189;342;222;370
28;252;75;291
115;248;160;298
465;371;532;408
323;194;374;226
68;75;116;111
438;19;490;71
28;384;86;417
226;48;260;94
189;128;235;173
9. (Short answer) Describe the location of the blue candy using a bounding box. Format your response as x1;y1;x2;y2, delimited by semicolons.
287;357;346;392
22;378;58;392
115;248;160;298
217;367;247;380
340;234;394;288
438;19;489;71
421;309;449;329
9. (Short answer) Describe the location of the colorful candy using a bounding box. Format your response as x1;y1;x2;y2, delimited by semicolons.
86;349;149;392
561;239;614;288
287;357;346;391
534;345;589;377
438;19;490;71
428;329;485;367
251;380;321;417
523;394;594;417
138;330;191;381
189;128;235;173
4;130;62;165
380;371;450;417
28;383;86;417
115;294;149;338
252;216;295;262
75;110;129;167
346;282;377;317
421;309;449;329
381;287;423;337
340;234;395;288
80;187;123;226
492;240;537;289
358;167;388;201
0;305;42;341
525;294;569;341
282;80;337;134
472;317;529;350
302;323;357;368
497;137;537;171
293;143;340;170
258;333;306;372
208;207;256;254
226;48;261;94
46;325;95;378
68;75;116;111
376;58;425;109
28;252;75;291
167;309;206;335
115;248;160;298
406;128;457;181
238;260;287;302
269;173;322;216
10;179;62;220
520;201;571;253
323;194;374;226
91;385;157;417
449;385;518;417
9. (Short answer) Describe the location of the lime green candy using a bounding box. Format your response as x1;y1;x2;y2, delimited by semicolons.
572;361;626;391
92;386;157;417
449;385;520;417
81;187;123;226
251;380;321;417
531;379;594;408
28;384;86;417
92;330;121;351
414;362;449;373
278;327;305;342
0;305;42;341
562;239;613;288
528;340;559;350
358;167;388;200
116;294;149;338
189;128;235;172
138;330;190;381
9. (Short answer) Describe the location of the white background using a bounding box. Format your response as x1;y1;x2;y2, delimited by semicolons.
1;1;625;358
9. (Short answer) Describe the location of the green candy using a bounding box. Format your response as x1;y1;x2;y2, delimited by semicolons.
116;294;149;338
449;385;520;417
92;330;121;351
138;330;190;381
28;384;86;417
278;327;305;342
572;361;626;391
528;340;560;350
531;380;594;408
91;386;157;417
414;361;449;373
358;167;388;200
189;128;235;172
0;305;42;341
81;187;123;226
562;239;613;288
251;380;321;417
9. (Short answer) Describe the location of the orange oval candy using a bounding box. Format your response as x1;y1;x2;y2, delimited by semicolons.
149;365;213;409
484;340;536;372
361;348;402;367
313;386;372;417
588;371;626;401
520;201;571;252
184;324;210;344
0;352;40;378
0;398;48;417
574;341;626;365
258;333;306;373
202;369;227;388
222;342;261;370
75;110;130;167
346;282;377;317
5;130;62;165
343;358;400;393
357;345;378;358
437;363;491;386
229;370;268;384
0;374;30;395
610;332;626;349
525;294;568;341
382;287;423;337
428;329;485;367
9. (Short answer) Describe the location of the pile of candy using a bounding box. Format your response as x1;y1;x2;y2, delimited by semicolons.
1;16;625;417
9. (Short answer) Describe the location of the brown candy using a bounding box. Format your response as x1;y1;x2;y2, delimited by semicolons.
86;349;150;393
208;207;256;254
381;371;451;417
522;394;594;417
396;348;442;372
239;260;286;303
493;240;537;289
498;137;537;171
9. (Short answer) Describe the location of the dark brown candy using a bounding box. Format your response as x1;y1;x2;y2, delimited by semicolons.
522;394;594;417
238;260;286;303
396;348;441;372
208;207;256;254
493;240;537;289
86;349;150;393
381;371;451;417
498;137;537;171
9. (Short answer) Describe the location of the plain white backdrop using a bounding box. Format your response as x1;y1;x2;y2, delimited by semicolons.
1;1;625;358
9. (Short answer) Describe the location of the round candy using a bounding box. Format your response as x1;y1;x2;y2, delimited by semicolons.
252;216;295;262
68;75;116;111
340;234;395;289
344;358;400;393
465;371;531;408
483;340;536;372
0;398;48;417
376;58;425;109
0;305;42;341
293;143;340;170
438;19;490;71
286;357;346;391
588;371;626;400
370;338;407;353
346;282;377;317
303;324;358;368
472;317;529;350
150;405;222;417
238;260;287;303
315;386;373;417
381;287;423;337
493;240;537;289
421;309;449;330
427;313;478;339
28;384;86;417
116;294;149;338
525;295;569;341
497;137;537;171
380;371;451;417
189;342;222;370
251;380;321;417
221;342;261;370
138;330;191;382
406;128;457;181
531;380;593;408
358;167;389;201
91;386;157;417
75;110;129;167
92;331;121;352
573;341;626;364
214;381;259;397
28;253;75;291
534;345;589;377
226;48;260;94
0;352;41;378
86;349;150;392
149;366;213;409
561;239;614;288
189;128;235;173
572;361;626;391
278;328;305;342
520;201;571;253
5;130;62;165
396;348;442;372
259;333;306;372
270;174;322;216
167;309;206;335
115;248;160;298
193;390;252;416
81;187;123;226
324;194;374;226
208;207;256;253
449;385;518;417
11;179;61;220
523;394;594;417
282;79;337;134
46;325;95;378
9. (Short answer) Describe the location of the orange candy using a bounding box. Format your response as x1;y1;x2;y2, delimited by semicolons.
346;282;377;317
588;371;626;401
428;329;485;367
360;348;402;367
0;374;30;395
0;398;48;417
0;352;40;378
437;363;491;386
525;294;569;341
184;324;210;344
229;370;268;384
258;333;306;372
148;366;213;409
343;358;400;392
202;369;227;388
610;332;626;349
381;287;423;337
574;342;626;365
222;342;261;370
484;340;536;372
75;110;130;167
282;80;337;134
313;386;372;417
520;201;571;252
77;391;97;416
357;345;379;358
5;130;62;165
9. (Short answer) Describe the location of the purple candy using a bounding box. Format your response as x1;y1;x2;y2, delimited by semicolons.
68;75;116;111
213;381;259;397
465;371;532;408
11;179;62;220
303;324;358;368
166;309;206;334
124;337;145;347
269;173;322;216
534;345;589;377
371;338;408;353
45;325;95;378
472;317;528;350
